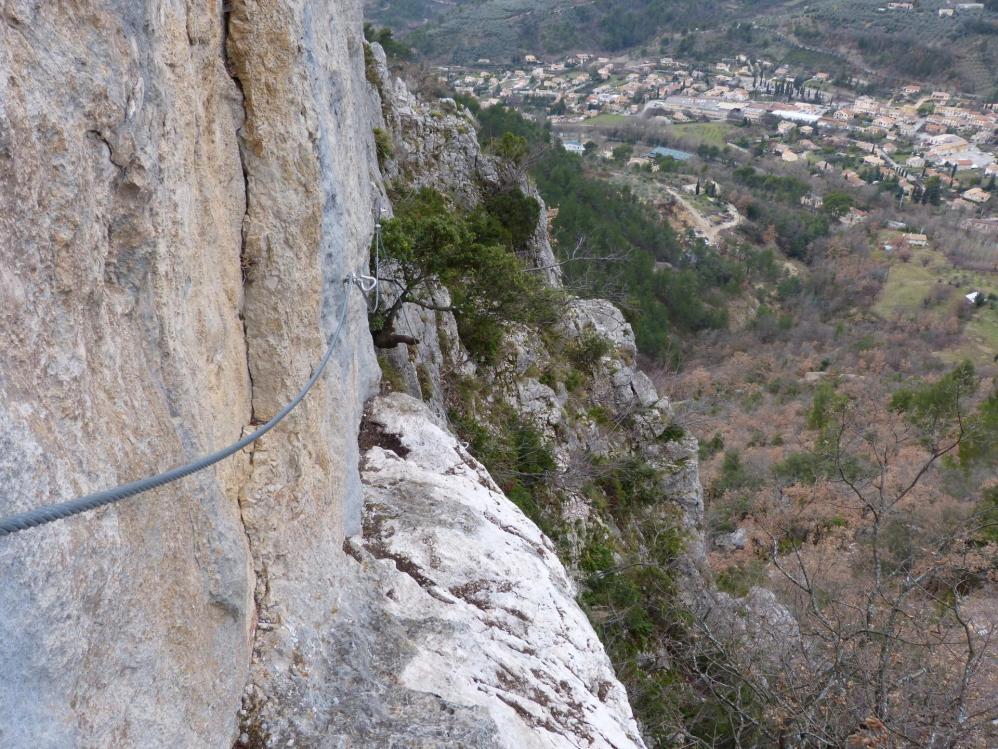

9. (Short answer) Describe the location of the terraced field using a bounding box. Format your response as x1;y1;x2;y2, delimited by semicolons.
664;122;735;148
756;0;998;93
369;0;997;95
581;114;631;127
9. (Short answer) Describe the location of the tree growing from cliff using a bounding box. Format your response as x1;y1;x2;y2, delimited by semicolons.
371;187;559;362
362;23;411;60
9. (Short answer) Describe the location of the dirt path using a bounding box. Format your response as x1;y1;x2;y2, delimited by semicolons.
664;186;741;243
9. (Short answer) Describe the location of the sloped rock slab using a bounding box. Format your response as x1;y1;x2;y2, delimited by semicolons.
356;393;646;749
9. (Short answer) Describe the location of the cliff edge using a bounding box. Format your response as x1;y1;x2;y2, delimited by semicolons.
0;2;656;747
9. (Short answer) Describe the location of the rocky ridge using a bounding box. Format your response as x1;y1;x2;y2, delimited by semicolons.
0;3;663;747
365;48;706;578
356;393;646;748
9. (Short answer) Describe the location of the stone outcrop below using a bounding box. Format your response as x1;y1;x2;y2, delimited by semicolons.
351;393;645;748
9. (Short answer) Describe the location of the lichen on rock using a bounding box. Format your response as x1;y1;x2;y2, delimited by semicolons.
355;393;647;749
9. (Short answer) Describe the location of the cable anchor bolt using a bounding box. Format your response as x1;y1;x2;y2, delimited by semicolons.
346;271;379;293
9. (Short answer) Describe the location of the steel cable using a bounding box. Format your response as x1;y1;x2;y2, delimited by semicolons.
0;281;356;537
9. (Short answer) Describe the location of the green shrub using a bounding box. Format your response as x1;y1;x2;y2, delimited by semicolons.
587;405;613;426
579;530;616;573
362;23;411;59
658;422;685;442
373;127;393;170
699;432;725;460
454;316;506;365
773;451;826;485
709;493;754;534
566;331;613;372
974;486;998;545
481;188;540;249
487;132;529;164
713;450;760;495
716;559;767;597
363;44;378;87
448;406;558;535
563;369;585;392
592;455;662;520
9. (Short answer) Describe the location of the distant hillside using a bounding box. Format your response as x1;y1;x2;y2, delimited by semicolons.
367;0;998;96
365;0;779;61
768;0;998;96
363;0;457;30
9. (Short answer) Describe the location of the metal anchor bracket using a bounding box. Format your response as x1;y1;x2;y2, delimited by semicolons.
345;271;379;293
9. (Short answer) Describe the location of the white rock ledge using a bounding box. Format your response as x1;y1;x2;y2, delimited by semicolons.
358;393;646;749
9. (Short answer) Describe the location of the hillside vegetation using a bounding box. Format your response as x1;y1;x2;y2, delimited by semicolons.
369;0;998;95
445;93;998;745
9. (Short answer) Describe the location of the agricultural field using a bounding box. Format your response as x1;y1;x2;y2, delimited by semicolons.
662;122;735;148
580;113;630;127
573;117;737;149
872;238;998;366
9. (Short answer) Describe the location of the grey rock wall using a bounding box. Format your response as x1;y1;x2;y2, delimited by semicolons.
225;1;382;734
0;2;255;746
0;1;379;746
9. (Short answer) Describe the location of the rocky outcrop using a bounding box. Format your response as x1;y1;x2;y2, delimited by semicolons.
236;393;646;748
557;299;662;414
369;45;496;209
367;43;560;278
381;287;475;420
354;394;646;749
489;299;707;571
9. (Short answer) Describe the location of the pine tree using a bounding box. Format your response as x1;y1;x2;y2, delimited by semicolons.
925;176;942;205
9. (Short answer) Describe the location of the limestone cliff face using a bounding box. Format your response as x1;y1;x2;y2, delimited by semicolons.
224;1;383;733
0;1;378;746
0;4;651;748
497;299;708;575
0;3;254;746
